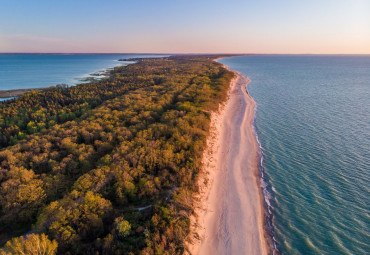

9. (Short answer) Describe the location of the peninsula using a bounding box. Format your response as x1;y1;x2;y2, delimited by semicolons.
0;55;269;254
0;55;259;254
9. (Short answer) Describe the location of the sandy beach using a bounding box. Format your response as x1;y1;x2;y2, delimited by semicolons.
187;65;268;255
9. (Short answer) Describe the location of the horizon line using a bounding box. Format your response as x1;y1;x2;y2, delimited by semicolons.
1;52;370;56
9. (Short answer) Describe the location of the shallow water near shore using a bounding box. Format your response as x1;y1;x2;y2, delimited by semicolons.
219;55;370;254
0;54;167;90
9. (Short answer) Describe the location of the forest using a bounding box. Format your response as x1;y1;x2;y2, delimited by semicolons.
0;55;234;254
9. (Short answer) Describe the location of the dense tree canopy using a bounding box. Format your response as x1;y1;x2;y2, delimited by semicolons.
0;55;234;254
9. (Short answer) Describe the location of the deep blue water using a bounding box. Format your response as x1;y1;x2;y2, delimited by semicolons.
0;54;167;90
219;55;370;254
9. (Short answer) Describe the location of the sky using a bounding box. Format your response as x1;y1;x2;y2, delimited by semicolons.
0;0;369;54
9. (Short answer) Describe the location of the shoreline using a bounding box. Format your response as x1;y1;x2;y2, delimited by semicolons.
0;61;131;99
0;87;51;99
186;61;270;254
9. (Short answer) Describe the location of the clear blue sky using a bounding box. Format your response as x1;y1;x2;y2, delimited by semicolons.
0;0;369;53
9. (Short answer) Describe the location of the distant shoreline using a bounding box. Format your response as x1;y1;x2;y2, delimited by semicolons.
0;55;238;99
0;87;49;99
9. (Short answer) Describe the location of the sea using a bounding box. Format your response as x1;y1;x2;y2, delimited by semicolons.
0;54;167;92
219;55;370;255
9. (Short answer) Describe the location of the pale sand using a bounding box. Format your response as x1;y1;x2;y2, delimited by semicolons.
186;65;268;255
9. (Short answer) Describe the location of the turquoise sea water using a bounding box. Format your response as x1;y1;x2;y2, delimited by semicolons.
219;55;370;254
0;54;167;91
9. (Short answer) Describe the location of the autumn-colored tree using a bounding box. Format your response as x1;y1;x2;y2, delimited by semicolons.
115;217;131;238
0;233;58;255
0;166;46;223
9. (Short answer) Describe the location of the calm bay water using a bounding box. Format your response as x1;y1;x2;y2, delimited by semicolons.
219;55;370;254
0;54;167;90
